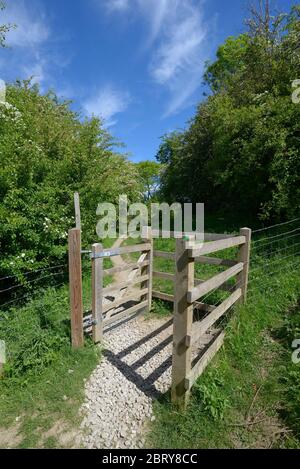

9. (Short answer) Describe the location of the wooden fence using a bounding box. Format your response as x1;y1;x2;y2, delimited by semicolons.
68;226;251;409
68;227;153;347
171;229;251;409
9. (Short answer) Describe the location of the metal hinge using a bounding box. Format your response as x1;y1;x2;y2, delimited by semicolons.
90;249;122;259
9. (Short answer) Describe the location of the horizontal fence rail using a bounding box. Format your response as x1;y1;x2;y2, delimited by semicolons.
188;236;246;258
195;256;238;267
103;288;149;314
186;332;226;391
91;243;151;259
152;291;216;315
187;263;244;303
104;260;149;277
103;274;149;296
192;289;242;344
69;225;251;410
171;228;251;409
152;291;174;302
151;229;236;242
103;300;148;327
153;250;175;260
153;271;175;281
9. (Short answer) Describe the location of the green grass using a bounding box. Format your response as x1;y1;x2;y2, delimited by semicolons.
0;226;299;448
145;220;300;448
0;236;143;448
147;261;300;449
0;283;100;448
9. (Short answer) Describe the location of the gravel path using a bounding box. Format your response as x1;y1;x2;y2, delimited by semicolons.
80;240;218;449
80;312;218;449
80;314;173;449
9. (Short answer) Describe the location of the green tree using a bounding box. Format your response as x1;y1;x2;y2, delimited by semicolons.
0;81;141;281
136;160;161;202
157;2;300;221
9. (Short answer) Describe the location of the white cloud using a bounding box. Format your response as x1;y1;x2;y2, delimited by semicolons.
0;0;51;90
84;85;131;126
22;61;45;85
104;0;129;12
137;0;171;44
2;0;49;48
101;0;209;116
147;0;208;116
103;0;170;41
151;17;205;84
0;0;74;95
150;2;207;116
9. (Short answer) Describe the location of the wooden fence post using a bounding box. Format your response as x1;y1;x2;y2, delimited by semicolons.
238;227;252;304
68;228;84;348
92;243;103;343
142;226;153;313
171;238;194;409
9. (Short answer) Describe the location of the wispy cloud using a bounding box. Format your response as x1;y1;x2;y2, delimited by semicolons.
22;60;45;85
1;0;49;48
151;17;205;84
137;0;171;44
101;0;209;116
0;0;51;89
103;0;129;13
149;1;207;116
84;85;131;126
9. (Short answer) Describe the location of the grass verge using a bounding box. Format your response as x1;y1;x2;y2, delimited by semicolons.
0;284;100;448
147;263;300;449
1;229;299;448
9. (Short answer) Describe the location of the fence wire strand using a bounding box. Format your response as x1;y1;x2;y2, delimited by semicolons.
0;280;68;311
1;219;300;318
0;263;68;283
0;269;68;294
252;227;300;245
252;217;300;234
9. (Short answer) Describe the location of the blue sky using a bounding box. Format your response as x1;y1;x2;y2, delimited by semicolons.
0;0;295;162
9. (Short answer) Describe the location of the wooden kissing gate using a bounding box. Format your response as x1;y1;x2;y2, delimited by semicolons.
68;226;251;409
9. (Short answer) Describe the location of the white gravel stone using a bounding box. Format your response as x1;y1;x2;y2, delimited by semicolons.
80;312;217;449
80;315;174;449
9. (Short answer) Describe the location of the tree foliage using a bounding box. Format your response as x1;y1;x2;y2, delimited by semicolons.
0;82;141;280
136;160;161;202
157;3;300;221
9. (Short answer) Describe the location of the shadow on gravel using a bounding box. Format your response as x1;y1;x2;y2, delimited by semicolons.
103;318;173;400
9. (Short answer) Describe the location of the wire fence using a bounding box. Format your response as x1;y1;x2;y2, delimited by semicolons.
197;255;300;328
0;261;69;312
0;218;299;317
252;217;300;234
0;270;68;294
0;263;68;283
193;219;300;324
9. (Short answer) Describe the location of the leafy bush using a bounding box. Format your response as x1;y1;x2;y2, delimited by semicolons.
0;286;72;381
156;5;300;221
149;299;173;318
4;332;69;379
194;371;229;421
0;281;100;447
0;82;141;284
